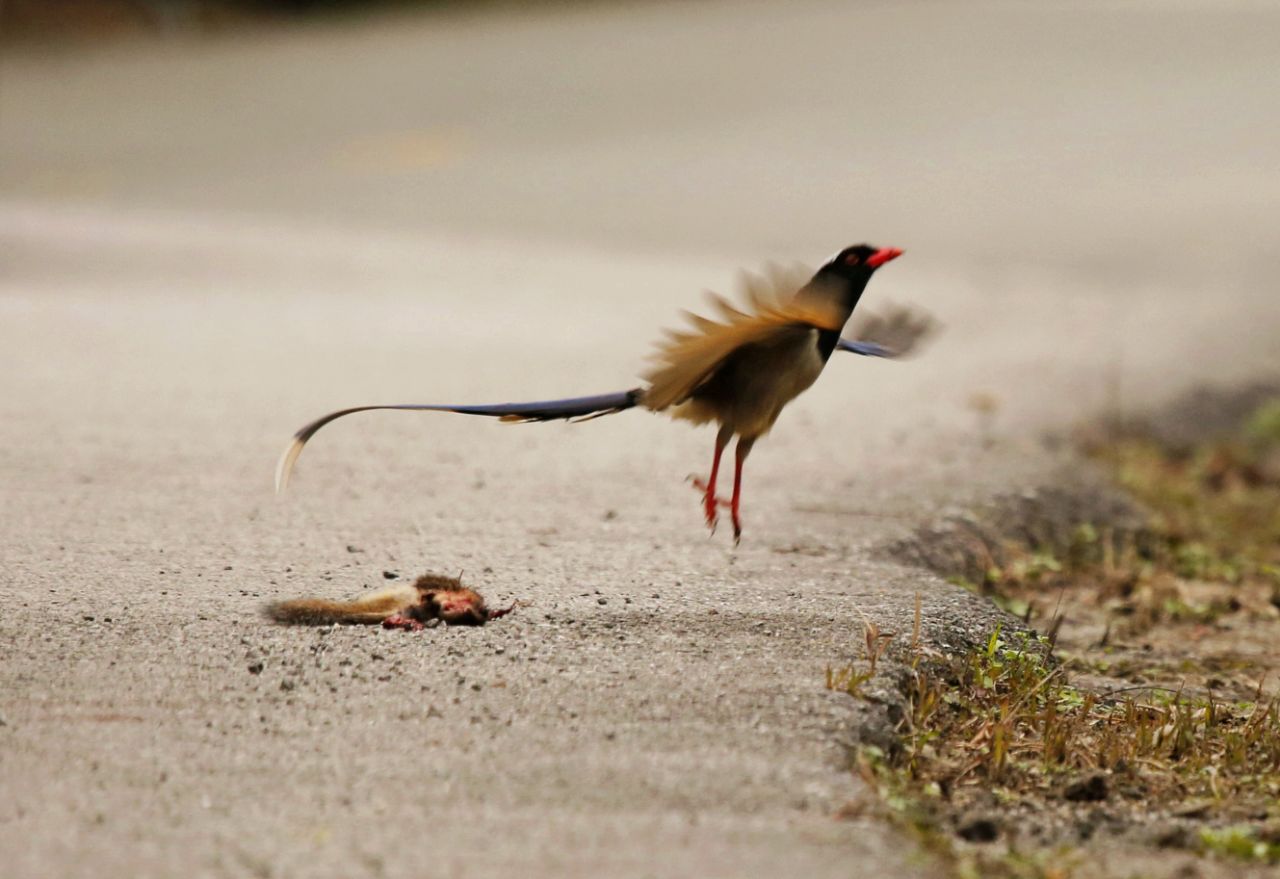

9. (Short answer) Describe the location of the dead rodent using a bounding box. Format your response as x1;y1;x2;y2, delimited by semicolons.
263;573;516;630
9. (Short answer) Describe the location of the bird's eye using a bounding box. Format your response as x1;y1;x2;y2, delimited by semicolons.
843;253;860;266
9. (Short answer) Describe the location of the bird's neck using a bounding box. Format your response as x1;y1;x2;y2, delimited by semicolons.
803;272;870;363
815;328;841;361
797;271;870;327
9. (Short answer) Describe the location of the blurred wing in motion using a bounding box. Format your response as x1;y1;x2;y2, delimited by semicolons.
837;304;938;359
642;263;846;412
275;390;642;492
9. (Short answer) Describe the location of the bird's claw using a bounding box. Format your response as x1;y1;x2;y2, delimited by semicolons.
691;475;728;531
690;478;731;507
691;476;738;540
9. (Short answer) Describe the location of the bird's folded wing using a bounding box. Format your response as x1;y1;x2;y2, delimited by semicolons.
642;265;845;412
837;303;938;359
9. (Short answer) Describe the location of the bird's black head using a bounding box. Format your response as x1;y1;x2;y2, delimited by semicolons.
821;244;904;281
797;243;904;319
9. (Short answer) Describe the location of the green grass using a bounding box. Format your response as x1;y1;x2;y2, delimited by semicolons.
829;396;1280;877
830;627;1280;877
1198;825;1280;864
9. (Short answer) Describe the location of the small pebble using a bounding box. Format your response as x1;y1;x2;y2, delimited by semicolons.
1063;772;1109;802
956;815;1000;842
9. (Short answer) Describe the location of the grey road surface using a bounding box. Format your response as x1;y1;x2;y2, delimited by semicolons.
2;2;1279;877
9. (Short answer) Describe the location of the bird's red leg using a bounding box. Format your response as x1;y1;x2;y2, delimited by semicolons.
730;437;756;544
692;427;733;530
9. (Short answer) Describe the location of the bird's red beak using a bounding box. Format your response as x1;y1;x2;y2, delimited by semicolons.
865;247;904;268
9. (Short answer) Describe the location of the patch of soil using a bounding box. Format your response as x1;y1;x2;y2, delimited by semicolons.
865;384;1280;877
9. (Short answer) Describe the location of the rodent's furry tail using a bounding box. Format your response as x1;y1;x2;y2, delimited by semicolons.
263;599;378;625
263;585;415;626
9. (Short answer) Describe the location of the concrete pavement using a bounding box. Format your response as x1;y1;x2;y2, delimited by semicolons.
2;2;1278;876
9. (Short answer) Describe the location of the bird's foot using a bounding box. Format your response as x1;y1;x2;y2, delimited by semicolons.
702;491;719;531
689;477;732;506
690;481;727;530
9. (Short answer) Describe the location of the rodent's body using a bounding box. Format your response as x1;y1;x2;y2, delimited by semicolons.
264;574;498;628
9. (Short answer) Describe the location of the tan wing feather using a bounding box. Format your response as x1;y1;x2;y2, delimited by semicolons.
740;271;769;312
642;269;845;413
710;292;749;323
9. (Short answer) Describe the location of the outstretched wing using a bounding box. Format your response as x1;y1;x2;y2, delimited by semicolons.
837;304;938;359
642;263;845;412
275;390;641;492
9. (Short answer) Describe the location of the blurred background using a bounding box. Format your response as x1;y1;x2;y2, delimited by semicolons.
5;0;1279;280
2;0;1278;443
4;8;1279;876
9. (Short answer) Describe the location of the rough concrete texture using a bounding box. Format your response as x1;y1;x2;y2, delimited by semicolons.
2;2;1280;877
885;479;1155;587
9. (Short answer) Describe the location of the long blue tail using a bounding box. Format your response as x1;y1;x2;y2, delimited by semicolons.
275;389;643;491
